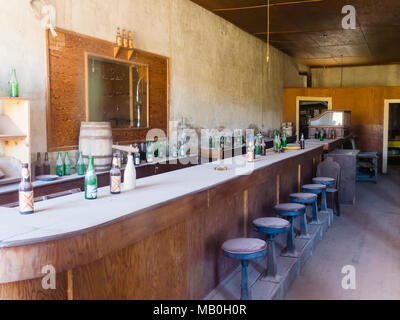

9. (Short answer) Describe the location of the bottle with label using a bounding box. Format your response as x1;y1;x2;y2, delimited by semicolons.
124;154;136;191
122;29;128;48
128;31;134;49
64;151;71;176
19;163;34;215
110;154;121;195
43;152;51;175
275;133;282;153
300;133;305;150
85;156;97;200
180;140;186;157
116;27;122;47
320;128;325;141
260;137;266;156
56;152;64;176
77;151;85;175
134;145;141;166
9;68;19;98
172;143;178;158
282;132;287;148
146;141;154;163
34;152;42;178
247;134;255;162
220;136;225;149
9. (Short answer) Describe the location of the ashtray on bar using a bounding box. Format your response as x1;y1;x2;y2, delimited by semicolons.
214;166;228;171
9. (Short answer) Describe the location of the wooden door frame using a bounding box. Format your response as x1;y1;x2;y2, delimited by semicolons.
295;96;333;140
383;99;400;174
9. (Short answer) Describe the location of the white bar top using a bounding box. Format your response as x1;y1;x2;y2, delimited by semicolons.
0;141;329;248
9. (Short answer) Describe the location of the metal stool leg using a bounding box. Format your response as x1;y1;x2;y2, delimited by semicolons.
310;199;321;225
266;235;277;278
297;210;311;239
241;260;250;300
281;216;298;257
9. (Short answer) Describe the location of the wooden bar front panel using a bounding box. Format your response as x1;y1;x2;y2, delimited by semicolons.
0;147;323;300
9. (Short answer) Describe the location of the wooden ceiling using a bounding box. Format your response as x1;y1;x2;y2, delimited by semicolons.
190;0;400;67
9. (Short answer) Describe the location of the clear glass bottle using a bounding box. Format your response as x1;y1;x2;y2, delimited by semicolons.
247;134;255;162
146;141;154;163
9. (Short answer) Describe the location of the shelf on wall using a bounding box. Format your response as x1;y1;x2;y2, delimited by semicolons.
113;46;134;60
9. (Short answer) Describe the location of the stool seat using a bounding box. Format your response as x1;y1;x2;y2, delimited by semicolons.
274;203;305;216
222;238;267;256
302;184;326;190
312;177;335;186
290;193;317;200
253;217;290;229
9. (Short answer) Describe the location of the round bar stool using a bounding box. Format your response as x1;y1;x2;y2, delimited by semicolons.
274;203;306;258
312;177;336;226
222;238;267;300
253;217;290;282
289;193;318;239
301;184;327;225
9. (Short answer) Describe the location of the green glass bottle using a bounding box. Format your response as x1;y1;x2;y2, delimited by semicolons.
255;135;260;155
56;152;64;176
320;128;324;141
220;136;225;148
85;156;97;200
282;132;287;148
77;152;85;175
64;152;71;176
9;68;19;98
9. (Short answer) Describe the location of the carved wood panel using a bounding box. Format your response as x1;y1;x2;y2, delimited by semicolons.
46;28;169;151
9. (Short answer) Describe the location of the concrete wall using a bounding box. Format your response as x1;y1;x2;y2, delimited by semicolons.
312;64;400;88
0;0;306;158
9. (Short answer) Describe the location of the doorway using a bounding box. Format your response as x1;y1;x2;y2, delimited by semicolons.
296;97;332;139
383;100;400;174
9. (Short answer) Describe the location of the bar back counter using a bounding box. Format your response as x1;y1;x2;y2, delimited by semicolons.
0;142;342;300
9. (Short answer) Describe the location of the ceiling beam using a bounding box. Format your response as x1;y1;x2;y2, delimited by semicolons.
212;0;323;12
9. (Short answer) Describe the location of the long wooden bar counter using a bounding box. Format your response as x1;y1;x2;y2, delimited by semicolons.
0;141;340;299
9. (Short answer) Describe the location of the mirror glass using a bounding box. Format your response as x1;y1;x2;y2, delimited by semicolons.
88;56;148;129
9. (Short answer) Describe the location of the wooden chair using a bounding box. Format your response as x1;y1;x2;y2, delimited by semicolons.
316;157;341;216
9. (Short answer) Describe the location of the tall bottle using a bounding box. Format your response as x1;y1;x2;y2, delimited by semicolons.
282;132;287;148
9;68;19;98
124;154;136;191
110;154;121;195
247;134;255;162
122;29;128;48
300;133;305;150
320;128;325;141
19;163;34;215
116;27;122;47
128;31;134;49
146;141;154;163
34;152;42;178
133;144;141;166
77;151;85;175
56;152;64;176
85;156;97;200
255;134;260;155
42;152;51;175
64;151;71;176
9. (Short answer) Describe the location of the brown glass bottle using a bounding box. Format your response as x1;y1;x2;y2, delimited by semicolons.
19;163;34;215
110;154;121;194
42;152;51;175
34;152;42;178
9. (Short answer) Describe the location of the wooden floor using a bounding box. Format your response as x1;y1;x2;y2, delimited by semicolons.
286;166;400;300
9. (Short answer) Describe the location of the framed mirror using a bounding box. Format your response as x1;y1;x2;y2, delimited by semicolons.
87;54;149;129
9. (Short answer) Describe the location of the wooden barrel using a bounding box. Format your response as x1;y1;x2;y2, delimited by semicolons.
79;122;113;172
